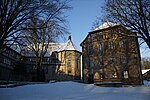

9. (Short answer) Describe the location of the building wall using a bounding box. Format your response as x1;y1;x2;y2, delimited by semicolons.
81;26;143;85
24;50;81;82
55;50;81;81
0;46;22;81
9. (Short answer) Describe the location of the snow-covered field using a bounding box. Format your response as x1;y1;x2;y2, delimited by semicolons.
0;81;150;100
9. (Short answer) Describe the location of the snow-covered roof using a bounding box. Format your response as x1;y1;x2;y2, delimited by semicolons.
22;36;80;57
63;38;78;51
80;22;119;45
94;22;119;31
142;69;150;74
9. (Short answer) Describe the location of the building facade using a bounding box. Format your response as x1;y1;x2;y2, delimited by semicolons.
81;22;143;85
0;45;22;81
22;36;81;82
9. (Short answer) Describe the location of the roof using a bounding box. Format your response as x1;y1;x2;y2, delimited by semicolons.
22;36;80;57
80;22;120;46
142;69;150;74
64;38;78;51
94;22;119;31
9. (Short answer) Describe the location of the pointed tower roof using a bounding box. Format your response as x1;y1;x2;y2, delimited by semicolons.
63;36;78;51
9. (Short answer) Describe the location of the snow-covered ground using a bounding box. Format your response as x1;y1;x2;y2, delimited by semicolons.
0;81;150;100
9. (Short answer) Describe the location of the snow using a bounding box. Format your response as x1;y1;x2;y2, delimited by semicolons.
94;22;119;31
63;39;78;51
142;69;150;74
22;37;79;57
0;81;150;100
144;80;150;86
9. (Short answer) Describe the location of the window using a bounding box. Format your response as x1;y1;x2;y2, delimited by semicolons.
4;58;11;65
99;43;104;52
76;59;80;69
109;41;115;49
90;60;94;68
119;40;125;48
33;66;37;70
43;66;48;74
92;34;97;41
87;37;91;42
113;72;117;78
105;41;109;49
108;30;111;38
68;58;71;67
88;45;93;54
103;33;107;39
124;71;128;79
111;56;115;64
121;55;126;64
99;32;103;40
68;70;71;73
99;58;104;66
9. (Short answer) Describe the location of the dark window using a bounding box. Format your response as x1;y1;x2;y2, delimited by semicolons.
90;60;94;68
108;30;111;38
92;34;97;41
111;56;115;64
99;58;104;66
88;45;93;54
99;43;104;52
119;40;125;48
99;32;103;40
33;66;37;70
121;55;126;64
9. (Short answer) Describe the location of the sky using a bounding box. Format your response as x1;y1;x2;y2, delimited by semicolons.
64;0;150;58
67;0;103;50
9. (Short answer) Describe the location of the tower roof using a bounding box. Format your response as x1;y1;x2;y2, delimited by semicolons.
63;36;78;51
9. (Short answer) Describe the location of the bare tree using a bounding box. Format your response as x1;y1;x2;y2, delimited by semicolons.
20;0;71;81
0;0;71;52
101;0;150;48
141;57;150;69
0;0;37;48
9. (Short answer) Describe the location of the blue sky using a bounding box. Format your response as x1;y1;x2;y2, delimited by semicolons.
65;0;149;58
67;0;103;50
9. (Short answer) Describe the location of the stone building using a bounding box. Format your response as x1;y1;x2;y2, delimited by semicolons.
22;36;81;81
0;45;22;81
80;22;143;85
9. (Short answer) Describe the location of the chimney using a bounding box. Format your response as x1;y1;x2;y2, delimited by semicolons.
68;36;71;40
